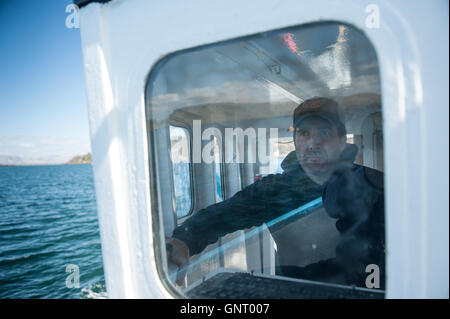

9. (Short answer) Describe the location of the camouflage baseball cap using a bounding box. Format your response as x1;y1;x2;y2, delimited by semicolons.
293;97;346;136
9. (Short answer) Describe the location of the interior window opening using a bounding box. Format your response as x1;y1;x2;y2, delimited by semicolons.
212;136;224;202
169;125;193;219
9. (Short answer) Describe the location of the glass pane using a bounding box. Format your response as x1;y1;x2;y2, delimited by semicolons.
170;126;192;218
147;21;385;298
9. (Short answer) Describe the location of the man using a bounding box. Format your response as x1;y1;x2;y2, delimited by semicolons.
167;97;385;289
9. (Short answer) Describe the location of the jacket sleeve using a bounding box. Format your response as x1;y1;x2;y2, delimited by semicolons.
172;175;279;255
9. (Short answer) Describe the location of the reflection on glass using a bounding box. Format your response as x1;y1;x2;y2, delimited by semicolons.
212;136;223;202
147;22;385;298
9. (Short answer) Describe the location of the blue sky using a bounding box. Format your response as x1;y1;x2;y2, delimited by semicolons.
0;0;90;163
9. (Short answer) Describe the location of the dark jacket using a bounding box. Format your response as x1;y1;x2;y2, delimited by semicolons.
172;144;385;288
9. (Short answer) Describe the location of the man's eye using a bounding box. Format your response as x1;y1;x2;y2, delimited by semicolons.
319;129;331;138
296;129;309;137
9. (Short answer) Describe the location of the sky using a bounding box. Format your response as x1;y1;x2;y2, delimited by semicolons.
0;0;90;164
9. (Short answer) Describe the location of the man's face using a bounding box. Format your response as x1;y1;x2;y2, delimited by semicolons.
294;116;346;176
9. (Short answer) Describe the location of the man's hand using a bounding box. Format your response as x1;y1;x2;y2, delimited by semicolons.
165;237;190;285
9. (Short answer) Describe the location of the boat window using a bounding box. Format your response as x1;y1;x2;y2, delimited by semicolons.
146;21;385;298
169;125;193;218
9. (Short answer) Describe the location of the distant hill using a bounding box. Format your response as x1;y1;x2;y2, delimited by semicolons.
0;155;66;166
66;153;92;165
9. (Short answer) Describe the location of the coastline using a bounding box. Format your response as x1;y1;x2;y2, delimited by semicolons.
0;153;92;167
0;163;92;167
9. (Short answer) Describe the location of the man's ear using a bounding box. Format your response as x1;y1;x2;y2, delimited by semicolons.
292;129;298;145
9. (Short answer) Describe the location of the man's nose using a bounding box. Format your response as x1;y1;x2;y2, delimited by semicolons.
306;131;323;148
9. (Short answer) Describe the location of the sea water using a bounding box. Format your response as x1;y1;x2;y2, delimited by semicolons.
0;165;106;299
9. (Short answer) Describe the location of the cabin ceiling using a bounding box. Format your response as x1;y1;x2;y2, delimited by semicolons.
147;22;381;126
